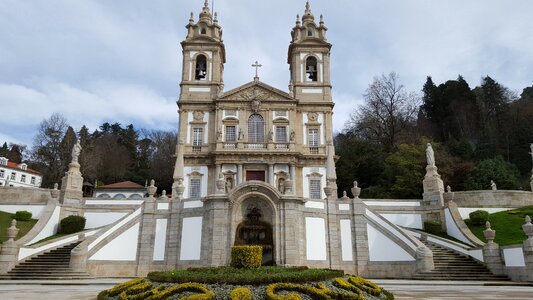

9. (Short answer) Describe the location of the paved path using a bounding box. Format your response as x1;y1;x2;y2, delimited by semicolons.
0;279;533;299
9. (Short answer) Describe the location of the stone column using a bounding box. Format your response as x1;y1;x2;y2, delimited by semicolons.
522;215;533;281
482;221;504;275
237;164;243;184
290;164;296;189
268;164;274;186
0;220;19;274
69;233;88;272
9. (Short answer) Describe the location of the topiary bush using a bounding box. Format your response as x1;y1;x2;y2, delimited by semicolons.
59;215;86;234
424;220;444;235
15;210;32;221
230;246;262;269
469;210;489;225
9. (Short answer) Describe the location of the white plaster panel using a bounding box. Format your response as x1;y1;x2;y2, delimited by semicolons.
303;113;308;145
363;201;420;207
302;88;323;94
340;219;353;261
203;112;210;144
26;206;61;245
381;213;423;229
85;200;144;205
208;62;212;81
189;51;197;58
367;223;414;261
457;207;512;219
153;219;168;261
188;61;192;81
302;167;327;199
319;63;323;83
0;205;45;218
183;166;209;198
180;217;203;260
338;204;350;211
318;113;324;145
365;209;417;252
157;203;169;210
84;212;128;229
19;231;97;260
188;87;210;92
444;208;472;245
305;201;324;209
89;223;139;261
305;217;327;260
89;208;141;251
300;64;304;83
426;236;482;262
183;200;204;209
299;52;309;60
503;247;526;267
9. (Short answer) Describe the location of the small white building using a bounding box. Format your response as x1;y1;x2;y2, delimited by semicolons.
0;157;42;188
93;181;146;199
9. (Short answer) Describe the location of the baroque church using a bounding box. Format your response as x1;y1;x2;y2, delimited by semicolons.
170;1;339;268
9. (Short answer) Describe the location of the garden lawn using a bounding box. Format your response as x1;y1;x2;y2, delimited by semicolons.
0;210;38;243
465;206;533;246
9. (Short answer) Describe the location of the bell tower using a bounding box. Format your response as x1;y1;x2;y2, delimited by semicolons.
288;1;332;102
179;0;225;101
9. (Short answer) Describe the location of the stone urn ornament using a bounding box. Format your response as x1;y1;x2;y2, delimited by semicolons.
6;219;19;243
483;221;496;244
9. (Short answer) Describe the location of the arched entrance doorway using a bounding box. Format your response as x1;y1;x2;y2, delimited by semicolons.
234;197;274;265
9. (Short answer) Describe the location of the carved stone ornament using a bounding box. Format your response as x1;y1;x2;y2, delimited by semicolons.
308;112;318;122
193;111;204;121
251;98;261;112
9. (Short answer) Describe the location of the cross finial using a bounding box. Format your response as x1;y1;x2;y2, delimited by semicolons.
252;61;262;81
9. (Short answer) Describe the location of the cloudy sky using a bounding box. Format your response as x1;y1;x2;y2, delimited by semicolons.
1;0;532;146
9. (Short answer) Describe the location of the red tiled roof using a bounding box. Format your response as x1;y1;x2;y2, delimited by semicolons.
3;161;41;175
99;181;144;189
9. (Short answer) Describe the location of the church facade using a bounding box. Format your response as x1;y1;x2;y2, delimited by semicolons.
170;1;341;269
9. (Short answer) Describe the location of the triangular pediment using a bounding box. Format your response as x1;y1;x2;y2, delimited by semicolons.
218;81;294;102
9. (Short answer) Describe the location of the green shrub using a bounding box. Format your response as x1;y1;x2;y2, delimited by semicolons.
230;287;252;300
469;210;489;225
15;211;32;221
230;246;262;269
59;215;86;234
424;220;444;235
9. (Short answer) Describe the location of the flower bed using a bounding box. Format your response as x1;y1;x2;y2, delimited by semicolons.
98;268;393;300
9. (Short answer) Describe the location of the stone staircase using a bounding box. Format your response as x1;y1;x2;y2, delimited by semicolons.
412;241;508;281
1;241;90;280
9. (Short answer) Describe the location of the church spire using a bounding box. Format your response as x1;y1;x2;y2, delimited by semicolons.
199;0;213;22
302;1;314;22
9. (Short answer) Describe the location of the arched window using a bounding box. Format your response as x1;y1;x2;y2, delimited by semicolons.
307;29;313;37
113;194;126;199
195;54;207;80
305;56;318;81
200;27;207;34
248;114;265;142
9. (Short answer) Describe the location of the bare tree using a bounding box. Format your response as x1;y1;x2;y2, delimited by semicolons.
347;72;420;151
31;113;69;187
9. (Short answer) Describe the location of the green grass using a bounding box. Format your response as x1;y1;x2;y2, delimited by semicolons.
0;210;38;243
30;233;70;245
148;266;344;285
408;227;472;246
465;206;533;246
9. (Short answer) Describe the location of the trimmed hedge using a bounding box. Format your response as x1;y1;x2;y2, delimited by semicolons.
469;210;489;225
424;220;443;235
148;266;343;285
231;245;262;269
230;287;252;300
59;215;86;234
15;211;32;221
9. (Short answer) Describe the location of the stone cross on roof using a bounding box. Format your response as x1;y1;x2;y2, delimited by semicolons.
252;61;262;81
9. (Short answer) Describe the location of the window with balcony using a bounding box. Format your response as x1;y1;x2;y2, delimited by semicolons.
225;126;236;142
192;127;203;152
248;114;265;143
308;128;319;147
275;126;287;142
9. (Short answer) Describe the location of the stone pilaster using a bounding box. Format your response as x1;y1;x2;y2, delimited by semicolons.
205;195;230;266
416;245;434;272
70;233;88;272
352;196;369;276
482;221;504;275
522;216;533;281
0;220;19;274
59;161;84;220
136;181;157;276
422;165;445;229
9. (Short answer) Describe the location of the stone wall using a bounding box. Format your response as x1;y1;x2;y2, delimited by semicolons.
452;190;533;207
0;187;55;205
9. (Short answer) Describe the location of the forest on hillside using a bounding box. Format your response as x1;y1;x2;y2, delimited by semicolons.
1;73;532;198
336;73;533;198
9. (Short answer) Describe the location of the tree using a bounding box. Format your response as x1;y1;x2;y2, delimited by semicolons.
31;113;69;188
464;156;521;190
347;72;420;151
60;126;77;169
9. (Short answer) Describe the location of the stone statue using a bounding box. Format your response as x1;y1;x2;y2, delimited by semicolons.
71;140;82;164
426;143;435;167
530;143;533;164
490;180;497;191
290;130;295;141
238;128;244;140
268;130;273;141
446;185;452;193
217;130;222;141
